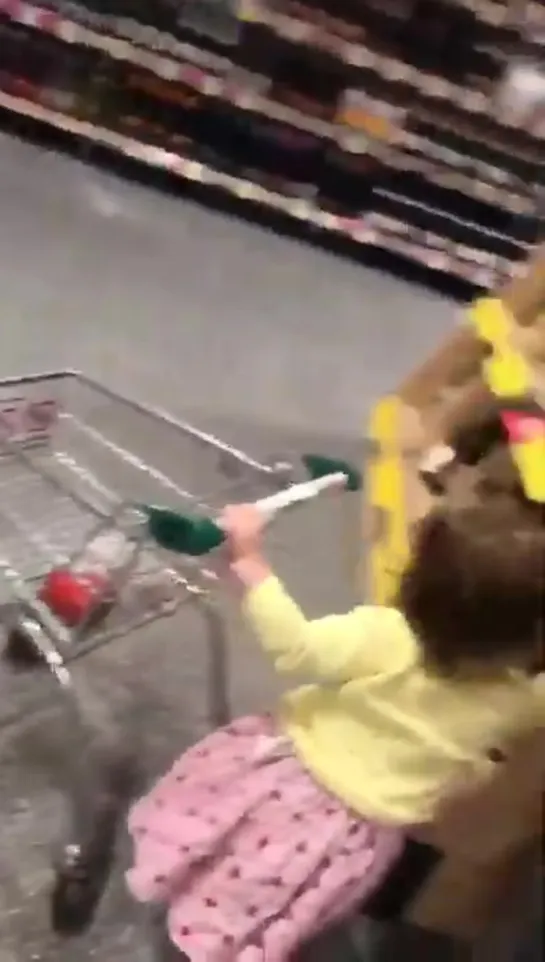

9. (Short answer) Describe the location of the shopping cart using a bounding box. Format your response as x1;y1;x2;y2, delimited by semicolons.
0;370;358;937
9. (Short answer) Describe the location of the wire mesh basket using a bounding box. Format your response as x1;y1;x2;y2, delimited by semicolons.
0;369;292;666
0;368;358;937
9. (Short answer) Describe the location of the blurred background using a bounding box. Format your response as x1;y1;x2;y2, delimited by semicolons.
0;1;543;960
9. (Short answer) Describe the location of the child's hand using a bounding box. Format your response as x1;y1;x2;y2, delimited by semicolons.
221;504;271;589
221;504;265;561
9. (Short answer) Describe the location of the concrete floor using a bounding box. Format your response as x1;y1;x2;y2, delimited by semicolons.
0;133;456;437
0;130;461;962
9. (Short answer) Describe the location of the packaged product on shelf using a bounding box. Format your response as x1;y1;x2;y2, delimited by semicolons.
399;0;487;86
236;112;324;196
409;113;545;210
236;19;284;81
268;41;348;120
317;137;386;217
0;21;54;101
337;88;406;143
108;61;208;149
176;0;242;46
0;19;116;119
497;57;545;137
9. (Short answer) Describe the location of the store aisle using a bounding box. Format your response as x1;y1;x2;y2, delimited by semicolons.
0;132;455;442
0;132;462;962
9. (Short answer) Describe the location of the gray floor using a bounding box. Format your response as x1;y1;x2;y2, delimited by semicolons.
0;130;460;962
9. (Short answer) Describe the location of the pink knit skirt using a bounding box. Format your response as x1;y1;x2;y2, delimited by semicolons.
126;715;404;962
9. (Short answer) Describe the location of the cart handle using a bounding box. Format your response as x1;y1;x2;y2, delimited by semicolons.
144;455;361;557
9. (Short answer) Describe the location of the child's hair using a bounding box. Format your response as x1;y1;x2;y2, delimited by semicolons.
397;496;544;677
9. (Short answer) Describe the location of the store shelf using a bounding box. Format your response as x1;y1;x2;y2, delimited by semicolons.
0;0;335;137
0;88;525;288
0;0;538;221
238;1;532;130
447;0;545;39
2;0;543;145
0;0;538;289
237;1;545;175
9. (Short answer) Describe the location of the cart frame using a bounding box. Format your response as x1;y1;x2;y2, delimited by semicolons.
0;368;292;935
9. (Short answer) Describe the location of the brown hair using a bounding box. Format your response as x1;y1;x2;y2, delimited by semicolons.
397;497;545;677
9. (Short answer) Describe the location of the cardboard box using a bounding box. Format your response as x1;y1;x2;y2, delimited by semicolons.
363;248;545;938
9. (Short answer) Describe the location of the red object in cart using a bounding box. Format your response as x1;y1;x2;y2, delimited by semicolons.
39;568;115;628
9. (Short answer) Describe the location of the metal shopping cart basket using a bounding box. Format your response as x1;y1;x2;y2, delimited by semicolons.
0;369;358;938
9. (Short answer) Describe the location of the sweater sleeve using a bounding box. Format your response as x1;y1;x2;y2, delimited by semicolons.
242;575;409;681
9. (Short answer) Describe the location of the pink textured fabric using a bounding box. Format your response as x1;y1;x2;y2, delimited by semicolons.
127;715;404;962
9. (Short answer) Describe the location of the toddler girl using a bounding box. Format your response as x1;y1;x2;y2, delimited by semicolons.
127;495;544;962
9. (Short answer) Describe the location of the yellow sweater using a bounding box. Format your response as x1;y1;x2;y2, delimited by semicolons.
244;576;545;825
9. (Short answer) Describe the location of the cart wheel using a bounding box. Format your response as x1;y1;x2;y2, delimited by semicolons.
3;597;115;670
3;619;44;668
51;759;140;936
51;818;118;936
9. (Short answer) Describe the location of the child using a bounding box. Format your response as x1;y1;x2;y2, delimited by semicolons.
126;496;545;962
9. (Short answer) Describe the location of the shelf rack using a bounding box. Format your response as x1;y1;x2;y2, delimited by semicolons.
0;0;542;285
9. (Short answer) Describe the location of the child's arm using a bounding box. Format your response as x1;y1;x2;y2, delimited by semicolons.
238;566;406;681
224;506;409;682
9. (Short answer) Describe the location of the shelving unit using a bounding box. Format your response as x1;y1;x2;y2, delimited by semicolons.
0;0;542;287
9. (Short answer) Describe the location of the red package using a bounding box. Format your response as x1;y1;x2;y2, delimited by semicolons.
39;569;113;628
